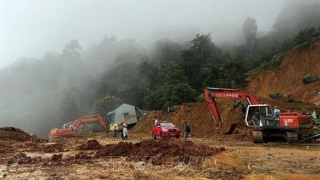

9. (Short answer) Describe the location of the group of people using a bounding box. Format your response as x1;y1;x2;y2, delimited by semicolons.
112;124;128;141
68;124;77;131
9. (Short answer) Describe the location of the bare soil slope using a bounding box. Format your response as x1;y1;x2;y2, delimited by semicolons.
247;38;320;106
132;101;252;141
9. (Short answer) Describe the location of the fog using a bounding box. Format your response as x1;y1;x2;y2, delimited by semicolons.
0;0;287;68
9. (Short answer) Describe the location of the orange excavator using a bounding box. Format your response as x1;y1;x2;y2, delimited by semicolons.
49;114;109;138
204;87;314;143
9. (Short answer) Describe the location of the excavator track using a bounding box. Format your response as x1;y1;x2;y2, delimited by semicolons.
252;131;264;143
286;132;299;143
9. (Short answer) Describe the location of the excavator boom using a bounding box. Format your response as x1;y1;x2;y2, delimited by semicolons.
204;87;261;126
72;114;108;130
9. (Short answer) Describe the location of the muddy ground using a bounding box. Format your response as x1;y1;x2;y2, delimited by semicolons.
0;128;319;180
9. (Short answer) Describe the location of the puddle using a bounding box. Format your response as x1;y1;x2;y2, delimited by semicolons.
243;174;320;180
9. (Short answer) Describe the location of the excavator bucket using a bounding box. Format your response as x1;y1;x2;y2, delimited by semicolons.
223;122;238;134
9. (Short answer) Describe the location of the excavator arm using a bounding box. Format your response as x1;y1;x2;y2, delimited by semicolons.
204;87;261;126
72;114;108;131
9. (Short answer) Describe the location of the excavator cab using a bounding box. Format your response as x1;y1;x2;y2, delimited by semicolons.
245;105;277;127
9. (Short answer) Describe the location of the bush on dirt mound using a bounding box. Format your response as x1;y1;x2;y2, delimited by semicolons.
95;138;225;165
0;127;32;141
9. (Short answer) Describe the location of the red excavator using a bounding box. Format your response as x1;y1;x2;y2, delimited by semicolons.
204;87;314;143
49;114;109;138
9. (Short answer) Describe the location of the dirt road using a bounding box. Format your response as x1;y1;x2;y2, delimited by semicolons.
0;131;319;180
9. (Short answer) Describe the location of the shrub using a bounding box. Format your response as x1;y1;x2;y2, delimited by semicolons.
302;74;319;84
269;92;301;103
285;96;295;103
268;92;284;100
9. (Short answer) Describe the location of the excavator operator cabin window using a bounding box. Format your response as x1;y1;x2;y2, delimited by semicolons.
266;106;272;116
248;107;256;120
260;107;266;117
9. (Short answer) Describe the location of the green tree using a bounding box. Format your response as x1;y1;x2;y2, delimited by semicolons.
181;49;195;80
150;38;183;64
243;17;257;55
294;27;320;46
160;83;198;110
218;60;247;87
181;34;221;91
62;39;82;60
90;95;123;120
164;62;188;84
191;34;216;63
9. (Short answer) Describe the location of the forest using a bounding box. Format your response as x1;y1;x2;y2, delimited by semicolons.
0;1;319;137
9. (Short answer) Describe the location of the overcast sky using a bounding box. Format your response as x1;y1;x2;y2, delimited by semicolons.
0;0;287;69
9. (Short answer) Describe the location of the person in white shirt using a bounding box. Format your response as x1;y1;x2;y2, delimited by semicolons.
154;118;159;126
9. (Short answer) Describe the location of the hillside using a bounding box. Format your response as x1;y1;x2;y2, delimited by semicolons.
132;39;320;140
247;38;320;106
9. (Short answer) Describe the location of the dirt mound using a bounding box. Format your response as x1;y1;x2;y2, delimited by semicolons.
132;101;251;141
77;139;103;150
43;143;65;153
95;138;225;165
0;127;32;141
51;154;63;161
247;38;320;107
75;152;92;159
8;153;42;164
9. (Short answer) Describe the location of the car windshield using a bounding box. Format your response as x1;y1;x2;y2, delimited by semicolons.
160;123;174;127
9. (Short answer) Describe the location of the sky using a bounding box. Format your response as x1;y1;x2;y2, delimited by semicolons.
0;0;287;69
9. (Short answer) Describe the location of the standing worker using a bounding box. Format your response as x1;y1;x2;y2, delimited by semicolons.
122;125;128;140
184;122;191;140
274;106;281;117
154;118;160;126
112;126;117;141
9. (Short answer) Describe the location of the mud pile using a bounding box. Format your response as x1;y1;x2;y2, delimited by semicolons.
132;101;252;141
77;139;103;150
42;143;65;153
0;127;32;141
95;138;225;165
8;153;43;164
